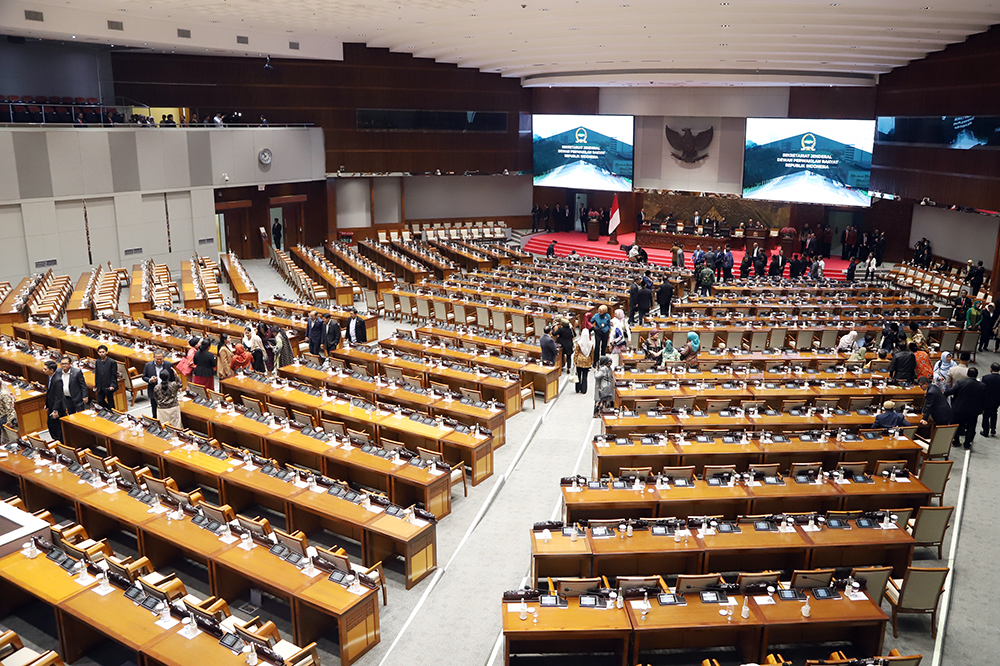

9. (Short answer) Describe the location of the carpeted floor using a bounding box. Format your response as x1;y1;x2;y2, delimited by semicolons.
523;231;856;280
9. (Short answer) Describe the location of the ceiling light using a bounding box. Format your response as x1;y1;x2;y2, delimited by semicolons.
720;2;729;5
720;43;727;46
886;27;894;30
721;24;729;27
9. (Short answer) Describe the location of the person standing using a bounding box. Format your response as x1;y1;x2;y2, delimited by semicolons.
768;249;787;278
542;205;550;232
918;376;953;428
546;241;557;258
721;245;734;282
981;362;1000;437
94;344;119;411
0;381;14;443
192;338;217;391
845;257;858;282
573;328;594;394
635;278;653;324
970;260;986;297
591;305;612;358
54;356;88;416
323;314;342;355
272;218;283;251
153;370;182;428
555;318;575;375
274;326;294;368
244;327;266;372
752;244;766;277
656;280;674;317
627;277;641;326
946;366;986;450
980;302;995;351
217;333;235;382
889;342;918;384
540;326;558;365
345;310;367;344
142;350;174;418
175;337;198;389
697;263;715;297
739;253;751;280
593;356;614;417
306;311;324;356
44;361;64;441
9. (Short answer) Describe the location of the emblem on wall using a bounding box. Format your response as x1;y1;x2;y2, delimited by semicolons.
665;125;714;163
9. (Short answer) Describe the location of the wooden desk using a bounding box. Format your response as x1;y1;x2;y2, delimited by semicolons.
592;432;923;477
359;239;431;284
179;261;207;312
65;273;94;326
628;591;761;664
503;597;633;666
562;477;933;523
220;374;494;486
0;277;32;336
260;299;379;343
221;255;259;304
752;592;886;662
127;264;152;318
289;246;358;306
0;345;128;413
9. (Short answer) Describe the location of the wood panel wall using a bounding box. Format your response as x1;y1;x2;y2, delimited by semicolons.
872;25;1000;211
214;180;328;257
112;44;532;176
787;87;877;120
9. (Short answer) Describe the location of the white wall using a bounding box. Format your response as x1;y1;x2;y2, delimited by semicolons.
404;175;532;219
0;126;324;282
634;116;746;194
599;87;790;119
336;179;371;229
910;205;1000;270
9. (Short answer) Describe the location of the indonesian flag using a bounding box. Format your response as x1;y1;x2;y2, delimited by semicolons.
608;194;621;235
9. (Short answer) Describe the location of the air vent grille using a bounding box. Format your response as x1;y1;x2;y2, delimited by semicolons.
108;20;124;31
289;41;299;50
24;10;44;22
236;35;249;45
177;28;191;38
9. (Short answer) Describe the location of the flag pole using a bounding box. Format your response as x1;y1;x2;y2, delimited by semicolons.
607;193;621;245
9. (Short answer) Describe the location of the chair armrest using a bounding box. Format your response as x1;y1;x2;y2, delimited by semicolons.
888;578;903;591
285;643;319;666
0;630;25;652
30;650;65;666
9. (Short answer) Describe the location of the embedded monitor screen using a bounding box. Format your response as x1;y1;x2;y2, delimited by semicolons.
532;114;634;192
743;118;875;207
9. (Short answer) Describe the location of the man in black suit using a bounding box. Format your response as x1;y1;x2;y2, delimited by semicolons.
54;356;88;415
768;249;787;278
627;278;641;326
93;345;119;411
540;326;558;365
656;280;674;317
980;362;1000;437
344;310;367;344
323;313;342;356
635;282;653;325
919;376;954;428
945;366;987;450
44;361;65;441
142;350;174;419
306;311;324;356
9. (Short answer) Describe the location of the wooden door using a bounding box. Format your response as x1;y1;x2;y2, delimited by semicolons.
282;203;305;249
224;209;249;258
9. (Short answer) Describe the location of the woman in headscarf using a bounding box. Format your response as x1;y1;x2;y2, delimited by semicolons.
849;344;867;363
273;326;294;369
0;380;15;442
966;299;982;331
678;331;701;367
582;312;593;331
661;339;680;363
231;343;253;372
914;344;933;383
609;308;630;362
573;327;594;394
932;351;955;390
258;322;276;372
837;330;859;353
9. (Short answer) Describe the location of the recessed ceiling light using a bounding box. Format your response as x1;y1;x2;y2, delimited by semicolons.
850;45;859;48
598;44;605;47
922;5;931;8
569;27;579;30
721;24;729;27
830;2;839;5
886;27;894;30
720;2;729;5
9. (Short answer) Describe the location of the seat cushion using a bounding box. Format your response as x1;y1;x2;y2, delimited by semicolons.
884;580;902;604
2;648;41;666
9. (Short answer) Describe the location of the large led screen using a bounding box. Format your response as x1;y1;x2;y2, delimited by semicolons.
742;118;875;207
532;114;634;191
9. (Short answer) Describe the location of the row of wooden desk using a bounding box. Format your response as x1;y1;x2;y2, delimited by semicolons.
503;589;887;665
358;240;431;284
561;475;933;523
288;246;358;306
591;432;924;477
33;411;437;592
324;243;394;295
220;254;258;305
391;240;459;279
218;374;495;487
0;506;380;666
614;382;926;411
530;519;915;584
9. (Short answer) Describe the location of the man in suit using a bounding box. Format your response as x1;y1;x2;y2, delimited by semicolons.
306;311;324;356
635;281;653;325
872;400;909;429
44;361;65;441
980;362;1000;437
945;366;987;450
93;344;119;411
323;313;342;355
627;277;641;325
889;342;918;384
142;350;174;419
54;356;88;415
721;245;734;282
344;310;367;344
919;376;953;427
540;326;558;365
768;249;787;278
656;280;674;317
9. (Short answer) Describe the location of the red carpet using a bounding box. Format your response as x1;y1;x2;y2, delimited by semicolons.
522;231;852;280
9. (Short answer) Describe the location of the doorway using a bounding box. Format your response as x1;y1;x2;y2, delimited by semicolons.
223;208;250;258
269;207;284;251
